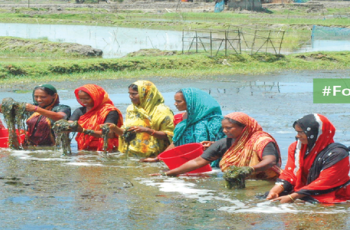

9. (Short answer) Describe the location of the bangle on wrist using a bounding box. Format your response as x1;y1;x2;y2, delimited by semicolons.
250;166;255;172
161;171;168;176
34;106;38;112
279;184;284;190
288;195;295;202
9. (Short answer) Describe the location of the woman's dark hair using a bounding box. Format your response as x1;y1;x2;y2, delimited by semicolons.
224;117;246;128
176;90;182;94
128;84;138;92
34;86;56;96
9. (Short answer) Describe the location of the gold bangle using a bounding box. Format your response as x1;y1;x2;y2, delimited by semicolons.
82;128;86;133
288;195;295;202
250;166;255;172
279;184;284;190
161;171;167;176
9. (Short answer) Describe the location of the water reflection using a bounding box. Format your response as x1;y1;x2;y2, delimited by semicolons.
0;23;183;58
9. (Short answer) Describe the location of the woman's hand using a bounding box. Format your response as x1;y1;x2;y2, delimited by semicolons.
201;141;214;150
100;124;124;136
266;184;284;200
128;126;150;133
272;195;294;204
25;103;38;112
266;191;279;200
140;157;159;163
149;173;162;176
76;123;83;133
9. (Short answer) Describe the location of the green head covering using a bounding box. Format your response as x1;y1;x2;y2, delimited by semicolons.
32;84;58;105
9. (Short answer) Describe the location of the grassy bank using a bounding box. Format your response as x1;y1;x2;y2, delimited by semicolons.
0;36;101;59
1;51;349;84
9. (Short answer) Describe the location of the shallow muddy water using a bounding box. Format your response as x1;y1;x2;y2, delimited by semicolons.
1;70;350;229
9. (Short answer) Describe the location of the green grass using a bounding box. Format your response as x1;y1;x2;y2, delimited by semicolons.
0;36;99;59
1;51;349;84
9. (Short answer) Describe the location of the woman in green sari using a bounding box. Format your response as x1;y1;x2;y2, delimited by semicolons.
142;87;225;166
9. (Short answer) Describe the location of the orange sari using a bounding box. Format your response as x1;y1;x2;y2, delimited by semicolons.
219;112;282;179
74;84;123;151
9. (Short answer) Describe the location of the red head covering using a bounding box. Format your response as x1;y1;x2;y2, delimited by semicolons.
74;84;123;151
280;114;337;191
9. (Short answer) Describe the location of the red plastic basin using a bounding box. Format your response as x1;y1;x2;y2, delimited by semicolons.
0;129;25;148
158;143;212;174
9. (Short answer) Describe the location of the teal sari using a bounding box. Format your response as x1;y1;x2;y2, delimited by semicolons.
172;88;225;167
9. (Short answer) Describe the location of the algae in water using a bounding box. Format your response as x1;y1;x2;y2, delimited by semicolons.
122;127;136;157
1;98;29;149
223;166;254;189
100;124;110;154
52;119;77;155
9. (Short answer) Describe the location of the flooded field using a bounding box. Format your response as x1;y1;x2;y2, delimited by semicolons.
1;70;350;229
0;23;183;58
2;22;350;59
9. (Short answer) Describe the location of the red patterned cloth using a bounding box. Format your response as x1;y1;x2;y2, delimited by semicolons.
26;94;59;146
219;112;282;179
75;84;123;151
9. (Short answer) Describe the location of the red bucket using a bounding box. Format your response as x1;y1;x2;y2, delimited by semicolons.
158;143;212;174
0;129;25;148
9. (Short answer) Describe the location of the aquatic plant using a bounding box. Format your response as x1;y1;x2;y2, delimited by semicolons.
100;124;110;154
1;98;29;149
122;127;136;158
223;166;253;189
52;119;78;155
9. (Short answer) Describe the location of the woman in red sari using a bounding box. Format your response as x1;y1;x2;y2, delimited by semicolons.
267;114;350;203
69;84;123;152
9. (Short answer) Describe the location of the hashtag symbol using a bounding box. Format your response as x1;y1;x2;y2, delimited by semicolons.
322;86;331;96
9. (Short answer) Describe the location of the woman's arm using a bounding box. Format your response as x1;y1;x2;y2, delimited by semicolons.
272;193;306;204
128;126;168;140
140;142;175;162
150;156;211;176
266;184;284;200
26;103;66;121
251;155;277;173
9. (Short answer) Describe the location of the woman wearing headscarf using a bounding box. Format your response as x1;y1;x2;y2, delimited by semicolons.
25;84;71;146
69;84;123;152
267;114;350;203
151;112;282;180
142;88;225;166
108;80;174;157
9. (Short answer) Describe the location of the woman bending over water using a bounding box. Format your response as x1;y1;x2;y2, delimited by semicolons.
108;80;174;157
69;84;123;152
152;112;282;179
267;114;350;203
0;84;71;146
142;88;225;166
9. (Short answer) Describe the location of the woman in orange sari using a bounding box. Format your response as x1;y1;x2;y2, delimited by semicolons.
69;84;123;152
152;112;282;180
